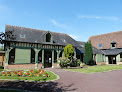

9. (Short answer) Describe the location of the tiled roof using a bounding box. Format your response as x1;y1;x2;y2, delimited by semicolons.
76;41;103;54
5;25;79;47
102;48;122;55
89;31;122;49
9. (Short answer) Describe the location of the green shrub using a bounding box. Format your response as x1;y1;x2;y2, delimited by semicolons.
64;44;74;58
82;63;88;66
69;58;81;67
89;60;95;65
0;66;4;69
58;57;70;68
58;57;81;68
76;59;81;66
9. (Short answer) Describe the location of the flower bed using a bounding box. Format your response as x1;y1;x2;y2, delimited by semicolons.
0;69;50;77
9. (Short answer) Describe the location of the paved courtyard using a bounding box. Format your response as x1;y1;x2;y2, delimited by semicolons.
0;68;122;92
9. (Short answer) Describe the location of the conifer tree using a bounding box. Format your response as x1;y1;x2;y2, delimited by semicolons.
64;44;74;58
84;41;94;65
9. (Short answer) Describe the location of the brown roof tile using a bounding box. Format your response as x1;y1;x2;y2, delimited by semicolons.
88;31;122;49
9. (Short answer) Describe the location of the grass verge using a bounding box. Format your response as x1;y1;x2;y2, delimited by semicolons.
65;65;122;73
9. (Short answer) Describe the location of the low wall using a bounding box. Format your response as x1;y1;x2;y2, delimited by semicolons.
96;62;106;65
5;63;59;70
117;62;122;65
97;62;122;65
54;63;59;67
6;63;43;70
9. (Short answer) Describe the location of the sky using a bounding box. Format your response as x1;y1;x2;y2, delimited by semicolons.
0;0;122;42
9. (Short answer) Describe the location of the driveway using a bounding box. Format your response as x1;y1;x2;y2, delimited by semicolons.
0;68;122;92
45;68;122;92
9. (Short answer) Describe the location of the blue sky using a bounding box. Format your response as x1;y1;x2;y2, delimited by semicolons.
0;0;122;42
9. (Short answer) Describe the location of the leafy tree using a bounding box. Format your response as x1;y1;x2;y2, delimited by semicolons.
84;41;94;65
0;30;16;50
64;44;74;58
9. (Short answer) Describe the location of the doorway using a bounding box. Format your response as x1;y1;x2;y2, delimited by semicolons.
108;56;116;64
9;48;15;64
44;50;52;68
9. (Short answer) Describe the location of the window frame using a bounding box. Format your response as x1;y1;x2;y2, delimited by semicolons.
20;34;25;38
46;33;51;42
111;43;116;48
44;31;53;43
98;43;102;48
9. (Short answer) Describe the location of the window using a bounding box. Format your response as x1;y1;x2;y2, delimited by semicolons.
111;43;116;48
98;44;102;48
46;33;51;42
20;34;25;38
111;41;116;48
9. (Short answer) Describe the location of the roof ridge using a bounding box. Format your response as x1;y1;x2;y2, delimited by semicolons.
51;31;68;35
89;31;122;39
6;24;47;32
6;24;68;35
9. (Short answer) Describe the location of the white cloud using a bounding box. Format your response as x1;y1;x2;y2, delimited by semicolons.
69;34;79;40
78;15;119;20
51;19;69;29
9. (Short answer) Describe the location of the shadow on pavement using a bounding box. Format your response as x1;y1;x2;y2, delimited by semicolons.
0;81;77;92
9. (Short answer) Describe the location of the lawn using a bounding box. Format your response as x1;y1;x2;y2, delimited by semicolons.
0;70;57;82
0;69;3;72
65;65;122;73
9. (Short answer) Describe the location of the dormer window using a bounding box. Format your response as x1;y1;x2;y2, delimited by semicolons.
46;33;51;42
111;43;116;47
20;34;25;38
111;41;116;48
44;31;53;43
98;44;102;48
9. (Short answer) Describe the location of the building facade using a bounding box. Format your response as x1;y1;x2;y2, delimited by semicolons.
4;25;84;69
4;25;120;69
89;31;122;65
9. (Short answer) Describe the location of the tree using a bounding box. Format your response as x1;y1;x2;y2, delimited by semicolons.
64;44;74;58
84;41;94;65
0;30;16;50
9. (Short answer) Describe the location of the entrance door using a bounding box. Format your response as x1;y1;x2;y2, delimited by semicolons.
108;56;116;64
44;50;52;68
